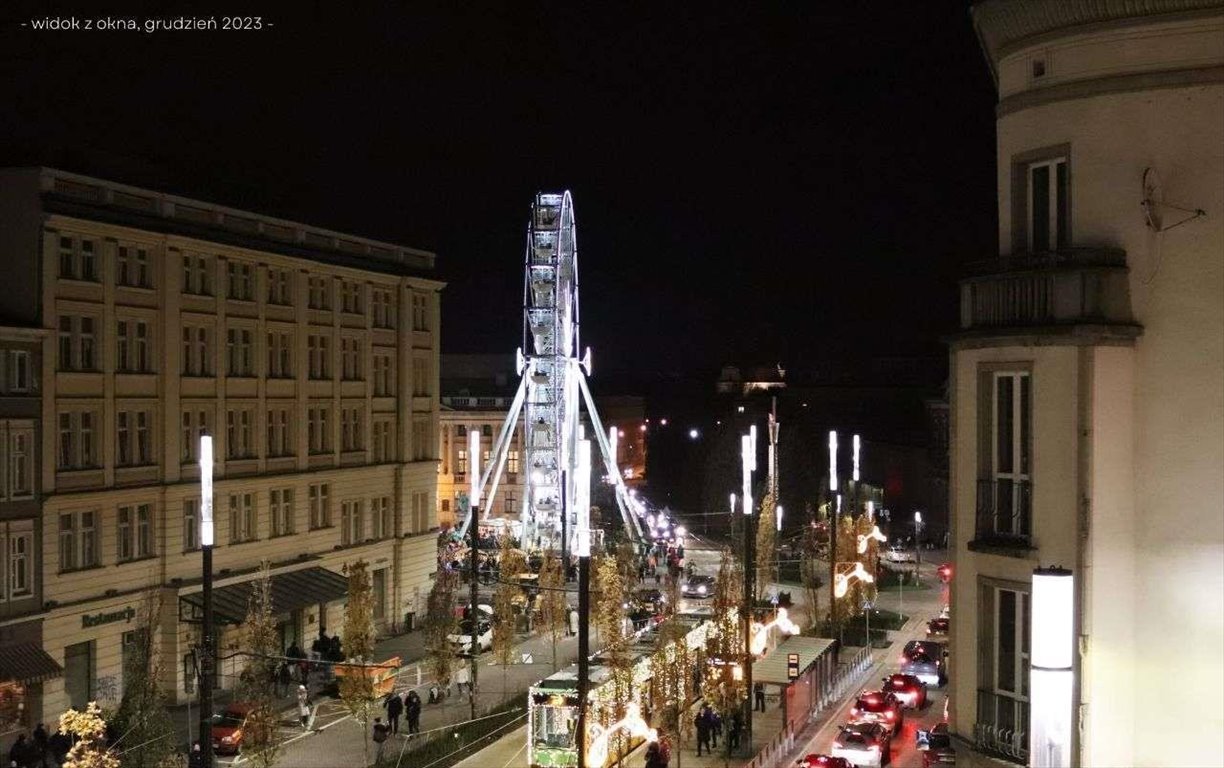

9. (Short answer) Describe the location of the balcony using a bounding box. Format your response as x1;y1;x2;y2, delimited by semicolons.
971;479;1034;555
974;690;1029;765
959;247;1141;340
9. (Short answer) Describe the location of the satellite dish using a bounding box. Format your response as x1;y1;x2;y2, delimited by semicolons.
1141;167;1164;232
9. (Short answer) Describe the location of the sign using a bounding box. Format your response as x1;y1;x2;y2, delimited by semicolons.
787;652;800;680
82;607;136;628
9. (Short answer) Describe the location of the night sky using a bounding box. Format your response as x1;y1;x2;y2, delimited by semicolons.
1;2;998;377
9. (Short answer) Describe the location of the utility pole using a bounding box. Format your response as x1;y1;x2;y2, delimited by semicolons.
575;440;592;768
198;435;215;768
741;429;757;756
468;430;481;721
827;431;838;648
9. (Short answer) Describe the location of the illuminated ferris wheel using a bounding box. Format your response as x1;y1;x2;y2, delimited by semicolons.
460;192;644;550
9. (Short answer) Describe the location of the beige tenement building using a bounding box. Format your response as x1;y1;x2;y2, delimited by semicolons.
0;168;443;723
951;3;1222;767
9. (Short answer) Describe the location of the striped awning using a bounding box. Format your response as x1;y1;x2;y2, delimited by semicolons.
180;567;349;625
0;642;64;685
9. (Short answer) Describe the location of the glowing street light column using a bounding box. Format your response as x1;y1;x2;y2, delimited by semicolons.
827;430;838;631
740;431;755;755
1030;567;1074;768
467;430;481;720
198;436;215;768
575;439;593;768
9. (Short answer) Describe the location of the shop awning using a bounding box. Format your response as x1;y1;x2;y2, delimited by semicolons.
753;636;836;685
180;567;349;624
0;642;64;685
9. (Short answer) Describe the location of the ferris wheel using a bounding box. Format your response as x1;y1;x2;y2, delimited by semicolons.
460;192;645;550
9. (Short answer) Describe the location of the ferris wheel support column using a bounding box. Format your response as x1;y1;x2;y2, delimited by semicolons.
577;372;646;542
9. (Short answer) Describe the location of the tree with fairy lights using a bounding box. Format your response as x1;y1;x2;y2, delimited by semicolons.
755;490;778;601
60;702;121;768
338;559;378;768
702;550;746;766
492;535;526;696
423;569;460;704
537;548;569;672
594;552;634;764
649;614;693;768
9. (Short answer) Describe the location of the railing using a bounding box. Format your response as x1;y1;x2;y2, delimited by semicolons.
964;247;1127;276
974;689;1029;764
745;720;795;768
975;479;1032;545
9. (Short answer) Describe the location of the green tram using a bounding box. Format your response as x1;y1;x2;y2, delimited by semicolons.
527;609;715;768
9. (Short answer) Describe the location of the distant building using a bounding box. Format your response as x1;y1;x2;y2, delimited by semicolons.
0;168;443;726
950;4;1223;766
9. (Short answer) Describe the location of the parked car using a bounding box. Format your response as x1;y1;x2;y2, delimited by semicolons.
211;703;253;755
849;690;903;734
881;673;928;709
832;722;893;767
682;575;716;598
797;755;854;768
634;587;667;611
918;722;957;767
926;617;950;637
883;544;915;564
449;618;493;654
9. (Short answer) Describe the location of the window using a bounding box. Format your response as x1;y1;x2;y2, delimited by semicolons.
226;261;253;301
507;449;520;477
57;315;98;371
0;422;34;499
481;424;492;438
267;408;291;457
7;350;30;392
1027;158;1068;253
371;496;392;539
372;569;387;620
227;328;254;377
57;411;99;470
372;352;393;396
116;320;152;373
340;281;363;314
308;276;330;309
226;407;255;459
412;419;430;461
181;409;209;463
182;325;213;376
341;500;363;545
59;511;99;571
456;448;467;481
309;483;331;529
979;371;1032;540
308;406;331;454
267;267;292;305
411;292;429;331
976;583;1031;759
341;337;363;380
57;236;98;281
371;288;396;328
270;488;295;537
116;410;153;467
308;335;331;379
183;499;200;552
410;491;429;534
117;503;153;562
267;331;293;378
372;419;394;462
228;492;256;543
341;407;363;452
116;245;151;288
182;255;213;295
504;491;516;515
412;358;430;396
6;521;33;599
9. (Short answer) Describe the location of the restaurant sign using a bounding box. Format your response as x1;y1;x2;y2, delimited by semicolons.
82;607;137;628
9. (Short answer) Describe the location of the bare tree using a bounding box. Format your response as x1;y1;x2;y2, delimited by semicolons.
236;562;282;768
537;549;569;672
423;570;460;699
110;590;176;768
338;559;378;767
492;536;526;696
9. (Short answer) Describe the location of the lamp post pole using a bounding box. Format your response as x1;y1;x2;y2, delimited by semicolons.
741;430;756;756
827;431;838;645
198;435;215;768
575;439;592;768
468;430;481;722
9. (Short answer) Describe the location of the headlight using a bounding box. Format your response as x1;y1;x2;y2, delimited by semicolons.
698;585;707;594
222;735;236;744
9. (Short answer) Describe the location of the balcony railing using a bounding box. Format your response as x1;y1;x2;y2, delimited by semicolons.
975;478;1032;545
975;689;1029;764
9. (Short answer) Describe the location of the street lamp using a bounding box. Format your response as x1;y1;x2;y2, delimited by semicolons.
198;435;215;767
575;439;593;768
740;431;756;755
688;428;699;440
1031;568;1074;768
467;429;481;720
775;505;783;532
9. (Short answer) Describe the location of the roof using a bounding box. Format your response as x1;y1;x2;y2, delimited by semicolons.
753;635;836;685
180;566;349;624
0;642;64;685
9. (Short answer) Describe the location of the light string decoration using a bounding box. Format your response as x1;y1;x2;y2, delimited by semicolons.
586;702;657;768
833;561;875;598
749;607;801;656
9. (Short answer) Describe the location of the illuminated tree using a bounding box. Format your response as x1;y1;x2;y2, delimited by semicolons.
338;559;378;768
493;536;526;694
109;590;176;768
649;618;693;768
423;570;460;700
755;490;778;601
854;515;880;608
593;553;634;763
701;550;746;765
234;563;282;768
537;549;569;672
60;702;121;768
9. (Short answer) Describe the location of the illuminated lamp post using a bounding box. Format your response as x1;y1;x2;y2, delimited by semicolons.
1030;567;1074;768
827;431;838;635
741;431;756;755
198;435;215;768
467;429;481;721
574;439;593;768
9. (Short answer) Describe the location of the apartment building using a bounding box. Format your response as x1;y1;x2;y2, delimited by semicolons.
0;167;444;722
950;3;1223;767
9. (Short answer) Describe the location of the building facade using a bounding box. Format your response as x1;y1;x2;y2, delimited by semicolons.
950;4;1223;767
0;168;444;721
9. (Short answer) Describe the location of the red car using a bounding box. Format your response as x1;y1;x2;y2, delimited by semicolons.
797;755;854;768
881;673;928;709
211;703;253;755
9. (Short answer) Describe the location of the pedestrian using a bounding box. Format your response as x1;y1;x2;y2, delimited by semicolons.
297;684;312;730
710;708;722;748
48;731;70;767
32;722;48;767
455;663;470;695
372;716;390;763
754;682;766;712
276;661;292;698
383;689;403;734
729;711;742;751
187;741;205;768
9;733;30;768
406;690;422;734
645;740;667;768
694;710;710;756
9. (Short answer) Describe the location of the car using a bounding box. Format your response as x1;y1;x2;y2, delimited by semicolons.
883;544;915;564
635;587;667;611
449;618;493;654
917;722;956;767
797;755;854;768
211;703;253;755
926;617;950;637
849;690;903;734
936;563;953;583
881;673;927;709
831;722;892;767
682;575;716;598
903;640;946;660
900;652;944;688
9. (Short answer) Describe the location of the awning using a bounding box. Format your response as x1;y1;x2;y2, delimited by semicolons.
753;636;836;685
180;567;349;625
0;642;64;685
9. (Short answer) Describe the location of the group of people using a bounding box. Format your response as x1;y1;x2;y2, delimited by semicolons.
379;688;423;736
7;724;72;768
694;703;743;756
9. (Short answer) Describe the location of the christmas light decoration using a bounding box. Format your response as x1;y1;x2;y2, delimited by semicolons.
586;702;657;768
749;607;801;655
833;561;875;598
856;525;887;554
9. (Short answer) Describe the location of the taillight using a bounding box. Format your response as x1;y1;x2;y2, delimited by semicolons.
885;711;895;719
833;742;843;749
850;708;858;716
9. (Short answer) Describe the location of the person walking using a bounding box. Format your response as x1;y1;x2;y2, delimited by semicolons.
455;663;471;696
406;690;422;734
694;710;710;756
372;717;390;763
754;682;766;712
729;711;743;751
187;741;205;768
710;707;722;749
297;685;312;730
32;723;48;768
276;661;292;698
383;690;404;734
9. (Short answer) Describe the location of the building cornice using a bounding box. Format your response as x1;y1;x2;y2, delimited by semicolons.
947;323;1143;351
998;63;1224;116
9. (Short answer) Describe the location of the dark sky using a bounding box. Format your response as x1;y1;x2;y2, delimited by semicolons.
0;1;998;377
